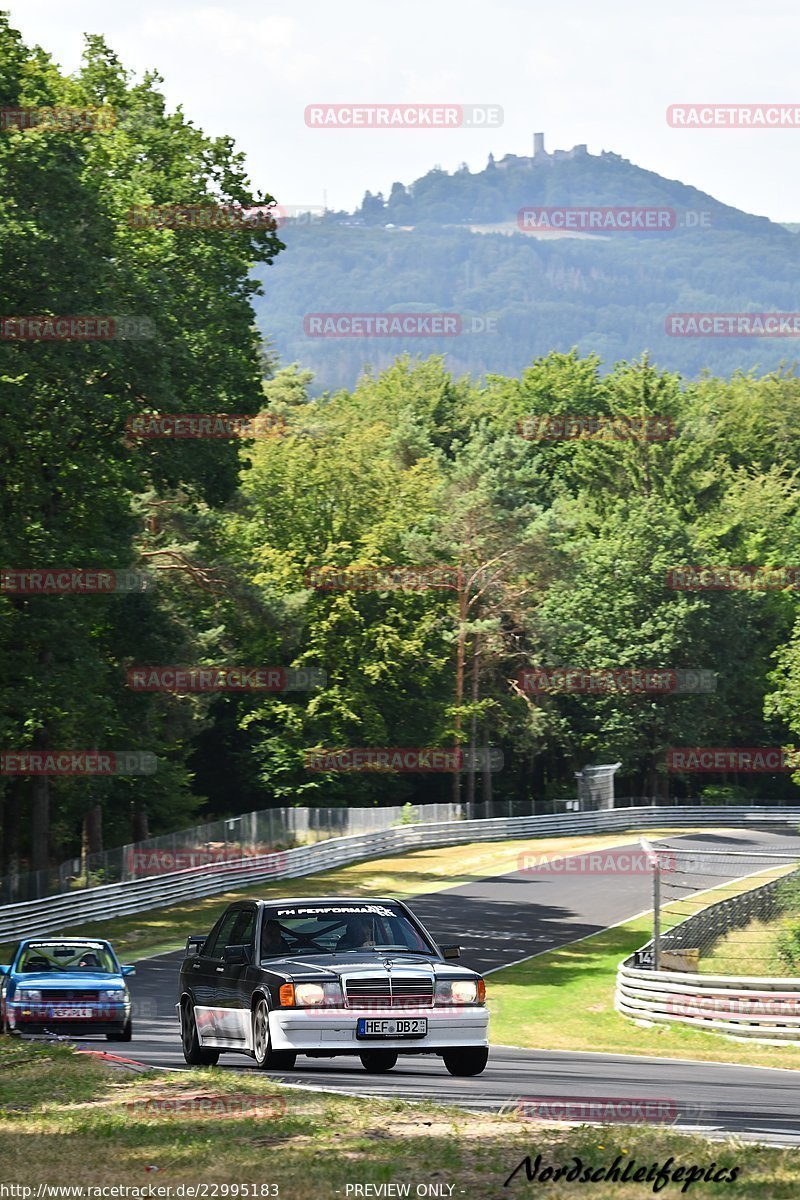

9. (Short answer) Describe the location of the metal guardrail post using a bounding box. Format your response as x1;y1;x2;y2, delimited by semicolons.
653;856;661;972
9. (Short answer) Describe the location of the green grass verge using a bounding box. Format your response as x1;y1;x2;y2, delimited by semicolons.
698;878;800;976
0;1041;797;1197
698;915;790;976
489;867;800;1070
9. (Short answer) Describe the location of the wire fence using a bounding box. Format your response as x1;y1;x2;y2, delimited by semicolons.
1;798;557;905
637;843;800;973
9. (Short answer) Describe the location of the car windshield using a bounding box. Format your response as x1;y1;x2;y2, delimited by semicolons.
17;942;117;974
260;903;434;958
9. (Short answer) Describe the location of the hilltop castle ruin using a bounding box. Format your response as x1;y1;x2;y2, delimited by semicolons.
493;132;591;171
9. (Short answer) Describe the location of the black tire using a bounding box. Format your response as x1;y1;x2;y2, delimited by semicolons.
106;1019;133;1043
442;1046;488;1077
252;998;296;1070
270;1051;297;1070
359;1050;398;1073
180;999;219;1066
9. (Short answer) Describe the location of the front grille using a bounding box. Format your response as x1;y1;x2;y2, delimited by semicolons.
30;990;103;1002
344;975;433;1010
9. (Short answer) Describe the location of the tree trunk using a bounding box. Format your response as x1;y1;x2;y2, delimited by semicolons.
30;728;50;872
30;774;49;872
481;729;493;817
1;783;20;874
82;803;103;881
132;805;149;843
452;567;468;804
465;634;480;811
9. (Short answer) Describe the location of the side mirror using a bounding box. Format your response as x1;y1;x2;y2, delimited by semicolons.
186;935;206;957
0;965;9;976
121;964;136;977
440;945;461;960
223;944;251;966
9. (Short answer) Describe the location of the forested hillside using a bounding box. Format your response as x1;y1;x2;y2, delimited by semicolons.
253;151;800;390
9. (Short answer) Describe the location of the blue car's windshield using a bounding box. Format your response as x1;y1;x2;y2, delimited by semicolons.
17;941;117;974
260;902;434;958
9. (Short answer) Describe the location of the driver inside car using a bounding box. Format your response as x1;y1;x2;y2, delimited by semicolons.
336;915;377;951
261;919;288;956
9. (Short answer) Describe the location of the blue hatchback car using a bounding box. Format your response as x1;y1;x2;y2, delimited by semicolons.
0;937;135;1041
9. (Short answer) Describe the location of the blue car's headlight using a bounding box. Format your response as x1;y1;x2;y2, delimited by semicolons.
99;989;128;1002
15;988;42;1003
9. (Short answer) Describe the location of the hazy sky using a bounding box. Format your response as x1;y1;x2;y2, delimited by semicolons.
7;0;800;221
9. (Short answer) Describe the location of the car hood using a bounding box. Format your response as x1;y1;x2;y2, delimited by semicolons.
10;972;125;988
259;953;477;979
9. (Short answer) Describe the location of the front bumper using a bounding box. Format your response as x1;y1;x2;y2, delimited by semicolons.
6;1000;130;1035
12;1020;129;1036
269;1005;489;1053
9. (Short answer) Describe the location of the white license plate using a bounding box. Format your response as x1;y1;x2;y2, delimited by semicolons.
47;1007;93;1019
357;1018;427;1038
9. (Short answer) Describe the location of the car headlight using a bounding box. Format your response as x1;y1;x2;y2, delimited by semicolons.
435;979;485;1005
15;988;42;1003
99;989;127;1002
293;982;344;1007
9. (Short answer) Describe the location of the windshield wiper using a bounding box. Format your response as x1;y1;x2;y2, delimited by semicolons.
375;945;428;953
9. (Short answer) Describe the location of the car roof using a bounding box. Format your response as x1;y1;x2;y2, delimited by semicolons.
19;937;113;946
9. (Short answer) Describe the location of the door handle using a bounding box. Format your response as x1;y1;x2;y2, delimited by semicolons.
216;966;225;973
192;963;201;970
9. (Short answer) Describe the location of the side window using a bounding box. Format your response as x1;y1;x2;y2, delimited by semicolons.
229;907;256;949
203;909;241;960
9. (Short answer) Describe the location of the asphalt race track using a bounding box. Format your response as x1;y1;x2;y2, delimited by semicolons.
58;827;800;1144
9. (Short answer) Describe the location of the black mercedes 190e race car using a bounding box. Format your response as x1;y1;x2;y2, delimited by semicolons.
177;896;489;1075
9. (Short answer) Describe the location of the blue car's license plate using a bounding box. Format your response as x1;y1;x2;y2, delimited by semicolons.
356;1017;427;1038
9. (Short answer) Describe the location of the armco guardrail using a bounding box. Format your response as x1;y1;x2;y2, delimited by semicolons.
1;805;798;944
616;962;800;1041
617;864;800;1041
0;800;469;904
